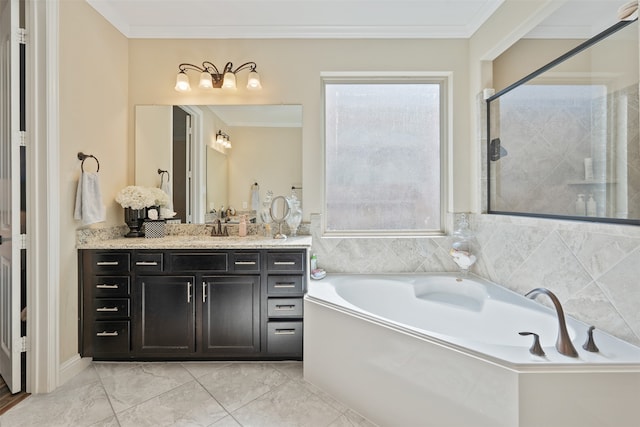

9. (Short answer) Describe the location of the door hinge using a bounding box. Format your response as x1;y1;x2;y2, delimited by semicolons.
19;336;28;352
18;28;26;45
19;131;26;147
20;234;27;249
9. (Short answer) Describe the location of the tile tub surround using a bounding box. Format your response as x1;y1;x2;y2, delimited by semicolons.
0;362;377;427
309;213;640;347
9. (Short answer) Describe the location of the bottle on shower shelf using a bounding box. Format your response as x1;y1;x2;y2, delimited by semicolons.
586;194;597;217
575;194;586;216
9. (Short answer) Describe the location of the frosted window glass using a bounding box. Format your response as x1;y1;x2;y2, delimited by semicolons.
324;83;442;233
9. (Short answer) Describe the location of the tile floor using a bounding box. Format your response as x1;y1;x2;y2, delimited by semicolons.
0;362;377;427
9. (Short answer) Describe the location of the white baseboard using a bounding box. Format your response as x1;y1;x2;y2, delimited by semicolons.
58;354;92;387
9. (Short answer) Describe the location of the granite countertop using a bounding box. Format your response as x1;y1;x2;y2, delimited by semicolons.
77;234;312;250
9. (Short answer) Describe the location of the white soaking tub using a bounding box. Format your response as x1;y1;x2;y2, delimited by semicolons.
303;273;640;427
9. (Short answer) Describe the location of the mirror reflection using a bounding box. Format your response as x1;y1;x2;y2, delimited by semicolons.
135;104;302;224
487;18;639;224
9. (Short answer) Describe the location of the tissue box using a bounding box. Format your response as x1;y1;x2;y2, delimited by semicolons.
143;220;166;238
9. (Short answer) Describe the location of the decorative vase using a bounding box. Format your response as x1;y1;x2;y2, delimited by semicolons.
124;207;146;237
286;194;302;237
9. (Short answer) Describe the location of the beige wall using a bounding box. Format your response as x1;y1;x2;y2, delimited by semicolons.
59;1;129;362
227;126;302;211
134;105;172;187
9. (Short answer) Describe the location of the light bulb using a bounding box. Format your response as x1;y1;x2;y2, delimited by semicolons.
246;71;262;90
222;72;237;89
174;72;191;92
199;72;213;89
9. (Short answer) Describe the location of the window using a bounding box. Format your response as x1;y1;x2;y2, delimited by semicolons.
323;75;447;235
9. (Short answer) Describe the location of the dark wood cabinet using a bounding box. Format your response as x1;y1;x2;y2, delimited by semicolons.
78;248;306;361
135;275;195;354
202;275;260;354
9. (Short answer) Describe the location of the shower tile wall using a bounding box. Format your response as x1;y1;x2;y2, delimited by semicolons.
487;84;640;218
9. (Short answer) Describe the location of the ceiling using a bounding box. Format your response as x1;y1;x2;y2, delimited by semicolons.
86;0;631;40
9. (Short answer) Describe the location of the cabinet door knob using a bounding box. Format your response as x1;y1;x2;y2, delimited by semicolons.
202;282;207;303
187;282;193;303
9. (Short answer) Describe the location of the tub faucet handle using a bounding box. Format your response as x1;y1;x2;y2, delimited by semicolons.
519;331;545;357
582;326;599;353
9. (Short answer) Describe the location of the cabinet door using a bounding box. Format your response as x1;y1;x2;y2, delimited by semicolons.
202;276;260;354
135;275;195;354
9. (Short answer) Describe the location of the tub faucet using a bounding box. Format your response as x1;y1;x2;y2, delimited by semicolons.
525;288;578;358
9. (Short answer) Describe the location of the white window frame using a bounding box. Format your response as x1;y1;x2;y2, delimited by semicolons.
321;72;451;237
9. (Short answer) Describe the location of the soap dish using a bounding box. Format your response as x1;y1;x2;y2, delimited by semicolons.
311;268;326;280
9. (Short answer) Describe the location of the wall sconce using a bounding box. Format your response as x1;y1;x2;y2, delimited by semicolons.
216;130;231;149
174;61;262;92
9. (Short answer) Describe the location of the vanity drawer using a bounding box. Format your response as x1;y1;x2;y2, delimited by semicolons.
231;252;261;272
267;298;303;318
93;276;130;297
267;252;305;272
169;252;229;272
93;298;130;319
92;252;130;273
267;275;304;295
267;321;303;354
134;252;164;272
93;321;130;354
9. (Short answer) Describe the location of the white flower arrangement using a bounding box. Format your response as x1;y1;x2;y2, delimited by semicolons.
148;187;170;207
115;186;157;210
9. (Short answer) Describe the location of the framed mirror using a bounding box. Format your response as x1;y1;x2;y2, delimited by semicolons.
135;104;302;224
487;18;639;225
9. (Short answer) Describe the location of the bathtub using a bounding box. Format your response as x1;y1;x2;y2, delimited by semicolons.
303;273;640;427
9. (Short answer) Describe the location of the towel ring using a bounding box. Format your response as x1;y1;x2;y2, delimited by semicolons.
158;169;170;185
77;152;100;172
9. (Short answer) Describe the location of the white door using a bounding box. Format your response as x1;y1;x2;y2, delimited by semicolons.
0;0;22;394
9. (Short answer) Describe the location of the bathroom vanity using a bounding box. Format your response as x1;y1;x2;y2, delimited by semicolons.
77;235;310;361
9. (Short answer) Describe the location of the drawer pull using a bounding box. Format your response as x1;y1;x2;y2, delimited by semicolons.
135;261;158;266
96;284;119;289
275;304;296;311
274;261;296;266
96;307;119;312
96;331;119;337
274;283;296;288
235;261;257;265
274;329;296;335
96;261;119;266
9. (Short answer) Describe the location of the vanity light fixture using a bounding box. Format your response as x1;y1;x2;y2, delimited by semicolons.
216;130;231;149
174;61;262;92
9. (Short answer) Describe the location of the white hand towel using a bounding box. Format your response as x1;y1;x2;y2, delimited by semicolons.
251;185;260;211
74;172;106;225
160;179;174;212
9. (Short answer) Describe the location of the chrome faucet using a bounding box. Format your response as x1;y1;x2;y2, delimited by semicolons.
525;288;578;358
